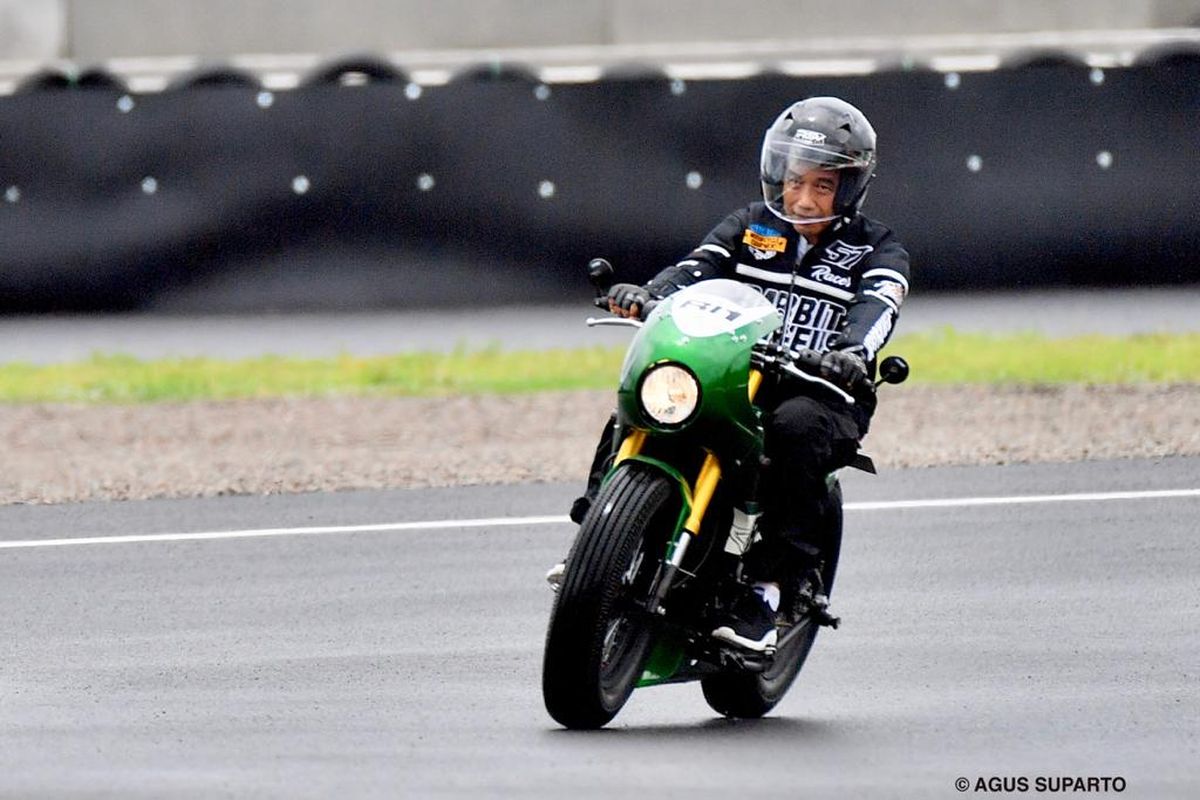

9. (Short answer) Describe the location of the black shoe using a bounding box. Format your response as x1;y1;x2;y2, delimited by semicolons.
712;589;778;652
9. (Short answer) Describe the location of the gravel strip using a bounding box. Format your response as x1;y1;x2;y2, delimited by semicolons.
3;385;1198;505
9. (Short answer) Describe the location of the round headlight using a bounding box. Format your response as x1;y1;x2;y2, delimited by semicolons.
639;363;700;426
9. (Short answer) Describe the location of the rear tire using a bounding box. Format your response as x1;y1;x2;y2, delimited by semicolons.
700;619;819;718
542;463;677;729
701;482;844;719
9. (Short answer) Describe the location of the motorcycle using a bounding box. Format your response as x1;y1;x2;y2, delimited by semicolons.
541;259;909;730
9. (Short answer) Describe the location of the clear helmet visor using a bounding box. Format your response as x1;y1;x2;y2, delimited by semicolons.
760;129;871;225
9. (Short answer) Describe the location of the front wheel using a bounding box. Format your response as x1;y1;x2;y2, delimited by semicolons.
542;463;677;729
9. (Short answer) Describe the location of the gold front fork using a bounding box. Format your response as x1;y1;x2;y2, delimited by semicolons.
748;368;764;403
616;368;765;539
681;368;763;535
614;428;646;465
642;368;765;610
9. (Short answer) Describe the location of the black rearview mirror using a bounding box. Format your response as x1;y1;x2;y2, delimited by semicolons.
878;355;909;385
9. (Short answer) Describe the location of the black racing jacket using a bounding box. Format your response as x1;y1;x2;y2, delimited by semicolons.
645;202;911;374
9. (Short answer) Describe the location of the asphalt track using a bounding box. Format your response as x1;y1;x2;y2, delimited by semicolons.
2;457;1198;798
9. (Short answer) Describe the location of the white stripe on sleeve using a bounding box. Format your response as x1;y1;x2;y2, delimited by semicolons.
698;243;732;258
861;268;909;292
862;310;895;361
864;288;901;314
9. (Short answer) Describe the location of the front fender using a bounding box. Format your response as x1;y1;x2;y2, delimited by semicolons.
604;455;693;538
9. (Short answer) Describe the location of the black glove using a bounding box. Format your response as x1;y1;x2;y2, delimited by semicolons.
819;349;869;391
607;283;649;317
788;346;824;373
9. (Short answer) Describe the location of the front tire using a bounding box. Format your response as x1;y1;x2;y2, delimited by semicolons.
542;463;677;729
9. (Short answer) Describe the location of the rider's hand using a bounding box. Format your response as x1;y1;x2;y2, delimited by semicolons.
607;283;649;319
788;346;824;373
819;348;869;391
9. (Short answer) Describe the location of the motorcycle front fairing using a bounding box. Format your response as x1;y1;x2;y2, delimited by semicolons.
613;279;782;477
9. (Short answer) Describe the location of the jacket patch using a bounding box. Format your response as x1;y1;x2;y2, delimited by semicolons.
743;226;787;261
821;240;874;270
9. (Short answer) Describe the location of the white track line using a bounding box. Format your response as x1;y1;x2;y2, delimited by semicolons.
0;489;1196;550
846;488;1200;511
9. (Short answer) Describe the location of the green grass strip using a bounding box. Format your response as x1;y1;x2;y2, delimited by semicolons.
880;329;1200;384
0;330;1196;404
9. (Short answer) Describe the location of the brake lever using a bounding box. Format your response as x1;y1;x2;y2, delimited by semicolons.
586;317;644;329
754;345;857;405
778;361;856;405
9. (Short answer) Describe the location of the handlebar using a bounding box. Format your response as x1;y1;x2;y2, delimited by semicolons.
751;344;862;405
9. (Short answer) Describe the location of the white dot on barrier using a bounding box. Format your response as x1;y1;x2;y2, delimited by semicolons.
141;177;158;195
405;82;423;101
538;180;556;199
291;175;310;194
944;72;961;90
686;171;703;189
670;79;686;96
966;155;983;172
1089;68;1105;86
256;91;275;108
1096;151;1113;169
534;84;551;101
4;186;19;204
416;173;435;191
117;95;135;113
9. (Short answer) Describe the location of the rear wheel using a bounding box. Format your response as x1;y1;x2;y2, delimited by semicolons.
701;482;844;719
542;463;677;729
700;618;819;718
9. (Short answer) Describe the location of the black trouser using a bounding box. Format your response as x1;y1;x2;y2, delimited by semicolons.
740;390;867;583
575;388;869;582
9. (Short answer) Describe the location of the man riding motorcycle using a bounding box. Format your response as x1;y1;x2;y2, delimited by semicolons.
558;96;911;653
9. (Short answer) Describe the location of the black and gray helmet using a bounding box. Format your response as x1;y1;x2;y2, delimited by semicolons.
760;96;878;224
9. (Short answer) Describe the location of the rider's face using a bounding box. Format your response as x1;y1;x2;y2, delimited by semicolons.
783;164;839;240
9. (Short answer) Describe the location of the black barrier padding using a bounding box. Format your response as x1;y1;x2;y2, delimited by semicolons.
1134;41;1200;66
449;62;540;83
302;55;407;86
170;67;261;90
15;70;74;92
1;64;1198;312
76;68;128;92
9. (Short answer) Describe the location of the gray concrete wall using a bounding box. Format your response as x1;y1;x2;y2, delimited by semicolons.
0;0;63;60
609;0;1193;43
2;0;1198;61
65;0;611;60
